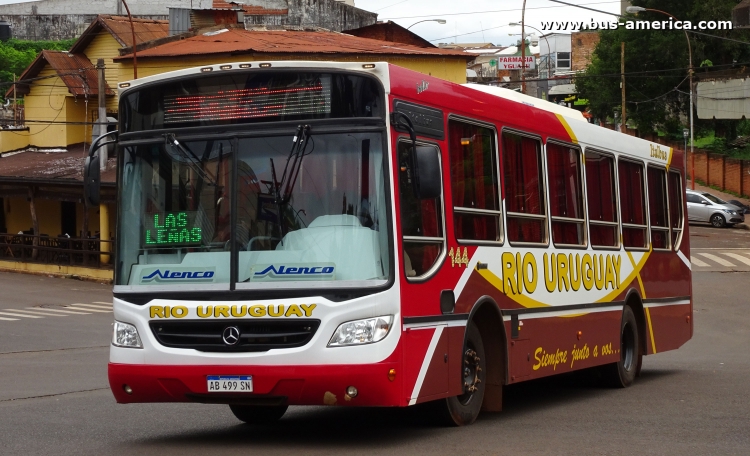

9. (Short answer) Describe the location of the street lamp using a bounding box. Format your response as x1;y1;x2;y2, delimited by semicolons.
407;19;447;30
627;5;693;189
683;128;689;162
510;22;551;81
121;0;137;79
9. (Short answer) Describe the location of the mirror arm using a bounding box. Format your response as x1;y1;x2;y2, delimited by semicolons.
390;111;420;194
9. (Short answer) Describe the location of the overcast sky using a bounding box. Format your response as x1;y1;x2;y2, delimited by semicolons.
0;0;623;46
356;0;622;46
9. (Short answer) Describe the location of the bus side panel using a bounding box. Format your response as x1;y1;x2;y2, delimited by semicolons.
643;304;692;354
505;309;623;383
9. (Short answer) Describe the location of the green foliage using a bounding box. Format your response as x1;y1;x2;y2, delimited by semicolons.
0;39;75;98
576;0;750;135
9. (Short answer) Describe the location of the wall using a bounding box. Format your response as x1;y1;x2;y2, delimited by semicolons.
688;149;750;198
571;31;599;72
84;31;123;113
0;14;166;40
0;129;30;154
245;0;376;32
0;0;207;16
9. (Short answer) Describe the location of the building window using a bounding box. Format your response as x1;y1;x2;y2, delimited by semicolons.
547;142;585;246
619;159;648;249
647;166;669;250
557;51;571;69
399;140;445;279
448;119;501;243
585;151;618;248
502;131;546;245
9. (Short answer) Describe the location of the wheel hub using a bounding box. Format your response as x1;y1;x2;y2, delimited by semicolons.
462;348;482;393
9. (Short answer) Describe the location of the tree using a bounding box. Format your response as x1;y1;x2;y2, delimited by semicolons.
576;0;750;138
0;39;75;99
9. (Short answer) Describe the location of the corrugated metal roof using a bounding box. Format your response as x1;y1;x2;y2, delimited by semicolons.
117;28;470;59
0;148;116;183
8;51;114;98
41;51;114;97
69;15;169;54
211;0;288;15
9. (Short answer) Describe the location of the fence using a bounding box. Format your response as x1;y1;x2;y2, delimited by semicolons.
0;233;113;269
687;150;750;198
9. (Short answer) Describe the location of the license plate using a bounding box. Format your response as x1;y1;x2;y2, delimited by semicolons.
207;375;253;392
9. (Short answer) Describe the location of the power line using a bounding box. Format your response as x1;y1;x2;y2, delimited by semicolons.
384;1;620;20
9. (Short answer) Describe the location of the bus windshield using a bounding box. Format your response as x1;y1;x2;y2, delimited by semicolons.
116;131;391;289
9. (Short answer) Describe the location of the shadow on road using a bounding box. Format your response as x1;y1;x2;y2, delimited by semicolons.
132;366;682;449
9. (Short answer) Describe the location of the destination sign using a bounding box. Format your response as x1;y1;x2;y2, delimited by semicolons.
144;211;202;247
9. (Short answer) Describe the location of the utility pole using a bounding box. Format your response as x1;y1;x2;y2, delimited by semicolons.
521;0;527;94
12;73;16;126
96;58;107;171
621;42;626;133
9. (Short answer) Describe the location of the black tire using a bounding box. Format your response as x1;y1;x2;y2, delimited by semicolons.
229;404;288;424
438;322;486;426
710;213;726;228
603;306;641;388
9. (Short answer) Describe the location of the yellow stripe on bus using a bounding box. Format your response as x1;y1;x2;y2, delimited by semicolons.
555;114;578;144
645;307;657;354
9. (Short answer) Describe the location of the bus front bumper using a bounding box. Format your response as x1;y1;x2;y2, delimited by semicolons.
108;362;403;407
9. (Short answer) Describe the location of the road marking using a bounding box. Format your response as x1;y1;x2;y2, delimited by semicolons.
690;255;711;267
0;316;19;321
71;303;113;310
93;301;112;306
65;304;111;313
0;311;43;319
721;252;750;267
8;309;68;317
695;253;736;267
30;307;90;315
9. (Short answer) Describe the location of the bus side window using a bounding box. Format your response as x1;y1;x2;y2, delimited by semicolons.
398;140;445;279
448;119;501;243
585;151;619;248
668;171;684;249
618;159;648;249
647;166;670;250
501;131;546;245
547;142;585;247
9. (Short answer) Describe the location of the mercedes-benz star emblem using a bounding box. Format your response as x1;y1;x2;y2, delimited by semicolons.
222;326;241;346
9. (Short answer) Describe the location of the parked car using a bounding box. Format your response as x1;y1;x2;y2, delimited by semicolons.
726;199;750;215
686;190;745;227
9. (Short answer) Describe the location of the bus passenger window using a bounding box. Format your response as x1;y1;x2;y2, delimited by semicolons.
585;151;619;248
399;141;444;278
668;171;684;249
618;159;648;249
449;120;501;243
648;167;669;250
502;132;546;244
547;142;585;246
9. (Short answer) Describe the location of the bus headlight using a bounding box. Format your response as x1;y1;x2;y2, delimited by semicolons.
328;316;393;347
113;321;143;348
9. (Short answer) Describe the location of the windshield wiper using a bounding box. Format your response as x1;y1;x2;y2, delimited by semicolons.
270;125;313;240
165;133;217;186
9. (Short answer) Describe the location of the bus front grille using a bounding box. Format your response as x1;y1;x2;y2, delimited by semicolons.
149;320;320;352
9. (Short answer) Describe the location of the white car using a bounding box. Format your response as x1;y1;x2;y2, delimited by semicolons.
686;190;745;228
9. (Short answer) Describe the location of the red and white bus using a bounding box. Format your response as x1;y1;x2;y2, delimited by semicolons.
89;61;692;426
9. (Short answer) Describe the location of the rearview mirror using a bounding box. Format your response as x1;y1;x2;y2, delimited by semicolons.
413;145;441;199
84;154;101;207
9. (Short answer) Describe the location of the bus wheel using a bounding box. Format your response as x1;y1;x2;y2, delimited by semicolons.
229;404;288;424
603;306;641;388
440;322;486;426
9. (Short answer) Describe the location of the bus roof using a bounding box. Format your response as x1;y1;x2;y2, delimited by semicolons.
460;83;588;123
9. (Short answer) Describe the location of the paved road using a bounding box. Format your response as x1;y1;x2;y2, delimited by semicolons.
1;224;749;455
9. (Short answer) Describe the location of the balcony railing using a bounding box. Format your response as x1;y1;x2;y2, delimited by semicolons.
0;233;113;269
